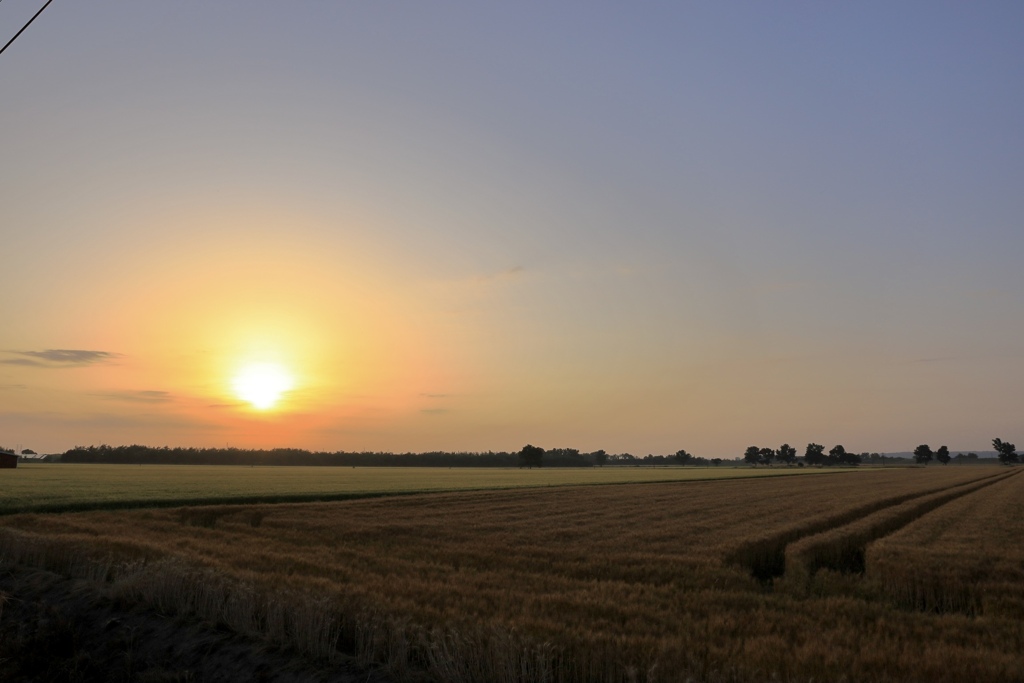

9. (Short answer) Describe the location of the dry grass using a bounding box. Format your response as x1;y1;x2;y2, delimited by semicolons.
2;467;1021;682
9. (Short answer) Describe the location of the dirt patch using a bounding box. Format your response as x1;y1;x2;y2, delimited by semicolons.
0;566;390;683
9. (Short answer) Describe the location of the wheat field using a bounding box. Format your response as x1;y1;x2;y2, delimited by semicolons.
1;466;1020;682
0;462;839;515
867;469;1024;617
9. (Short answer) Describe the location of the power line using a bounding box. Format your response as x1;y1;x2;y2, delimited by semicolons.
0;0;55;57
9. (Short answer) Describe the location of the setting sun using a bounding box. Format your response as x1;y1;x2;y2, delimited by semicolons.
232;363;294;410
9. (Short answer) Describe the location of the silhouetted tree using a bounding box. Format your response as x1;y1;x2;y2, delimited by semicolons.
20;449;35;455
828;444;847;466
776;443;797;466
913;444;933;465
758;447;775;466
711;458;723;466
543;448;590;466
591;450;608;467
804;443;825;466
992;438;1018;465
674;449;693;465
840;450;862;466
935;446;951;465
519;444;545;468
744;446;761;466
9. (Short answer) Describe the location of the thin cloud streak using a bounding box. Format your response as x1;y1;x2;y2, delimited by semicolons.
1;349;120;367
474;266;525;285
95;390;174;404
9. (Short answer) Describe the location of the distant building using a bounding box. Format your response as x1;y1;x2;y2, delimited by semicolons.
0;452;17;468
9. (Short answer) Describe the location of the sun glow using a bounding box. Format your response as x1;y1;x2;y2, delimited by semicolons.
232;363;295;410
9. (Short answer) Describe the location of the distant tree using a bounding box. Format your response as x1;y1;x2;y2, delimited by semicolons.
992;438;1019;465
840;450;862;466
758;447;775;466
591;449;608;467
804;443;825;466
20;448;36;455
776;443;797;466
744;446;761;466
913;444;933;465
711;458;723;466
935;446;951;465
519;444;545;468
828;444;847;466
674;449;693;466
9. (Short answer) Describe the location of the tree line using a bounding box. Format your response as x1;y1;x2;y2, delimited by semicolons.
1;446;39;456
59;444;603;467
31;438;1022;468
738;439;1017;467
742;443;865;467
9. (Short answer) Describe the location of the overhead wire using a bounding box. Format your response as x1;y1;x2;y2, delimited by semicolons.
0;0;55;57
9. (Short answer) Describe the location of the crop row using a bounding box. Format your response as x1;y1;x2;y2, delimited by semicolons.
727;468;1010;581
866;470;1024;616
782;470;1018;587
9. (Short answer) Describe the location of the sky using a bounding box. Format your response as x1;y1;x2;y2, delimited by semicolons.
2;1;1022;457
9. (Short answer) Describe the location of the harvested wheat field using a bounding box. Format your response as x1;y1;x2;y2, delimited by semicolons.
1;467;1021;682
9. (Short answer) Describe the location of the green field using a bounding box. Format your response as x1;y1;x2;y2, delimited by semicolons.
0;463;845;514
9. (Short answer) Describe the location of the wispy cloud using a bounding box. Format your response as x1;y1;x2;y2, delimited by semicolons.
95;390;173;404
0;410;229;432
420;393;449;399
207;400;248;409
475;265;525;284
2;349;120;368
420;408;449;415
